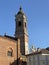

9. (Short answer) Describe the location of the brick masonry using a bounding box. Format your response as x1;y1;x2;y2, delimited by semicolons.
0;36;20;65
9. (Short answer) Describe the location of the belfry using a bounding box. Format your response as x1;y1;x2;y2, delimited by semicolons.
15;7;29;55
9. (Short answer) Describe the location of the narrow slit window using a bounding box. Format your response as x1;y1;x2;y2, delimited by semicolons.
25;22;26;27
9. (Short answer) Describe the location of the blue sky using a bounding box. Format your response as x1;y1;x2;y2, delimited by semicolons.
0;0;49;48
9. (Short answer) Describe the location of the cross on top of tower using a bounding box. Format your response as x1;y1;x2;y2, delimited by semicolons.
19;6;22;11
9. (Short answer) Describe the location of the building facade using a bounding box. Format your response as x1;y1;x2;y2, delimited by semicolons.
0;35;20;65
26;49;49;65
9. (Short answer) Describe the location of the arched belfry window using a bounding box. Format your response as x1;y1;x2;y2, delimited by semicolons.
18;21;21;26
7;48;13;57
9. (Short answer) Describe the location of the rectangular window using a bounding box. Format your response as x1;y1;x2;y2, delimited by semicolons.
7;51;12;57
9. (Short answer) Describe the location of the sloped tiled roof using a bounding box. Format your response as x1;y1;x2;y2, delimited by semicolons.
26;49;49;56
0;35;18;42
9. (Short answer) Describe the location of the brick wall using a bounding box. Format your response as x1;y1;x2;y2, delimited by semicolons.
0;36;20;65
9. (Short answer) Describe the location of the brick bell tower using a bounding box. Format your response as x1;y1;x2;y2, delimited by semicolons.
15;7;29;55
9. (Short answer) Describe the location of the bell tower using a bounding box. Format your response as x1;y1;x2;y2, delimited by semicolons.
15;7;29;55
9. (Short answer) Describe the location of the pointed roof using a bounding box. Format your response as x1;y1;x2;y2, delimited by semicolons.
17;7;24;15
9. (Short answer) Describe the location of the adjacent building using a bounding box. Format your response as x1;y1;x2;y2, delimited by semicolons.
0;35;20;65
26;49;49;65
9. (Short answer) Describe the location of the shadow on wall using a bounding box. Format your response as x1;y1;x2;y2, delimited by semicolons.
10;58;27;65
